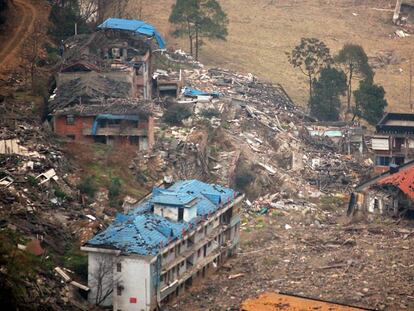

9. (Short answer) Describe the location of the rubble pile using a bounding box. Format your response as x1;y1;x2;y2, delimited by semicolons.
132;50;372;215
168;209;414;311
0;97;93;310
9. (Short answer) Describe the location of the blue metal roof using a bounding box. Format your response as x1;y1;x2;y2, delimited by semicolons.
86;180;238;256
150;188;197;206
98;18;166;49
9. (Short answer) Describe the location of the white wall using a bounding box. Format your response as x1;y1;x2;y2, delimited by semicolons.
154;204;197;222
113;256;152;311
154;204;178;221
184;205;197;222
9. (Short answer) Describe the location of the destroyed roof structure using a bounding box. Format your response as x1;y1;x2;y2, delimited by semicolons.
349;160;414;216
82;179;244;311
371;112;414;173
49;74;132;111
53;98;153;116
62;27;153;68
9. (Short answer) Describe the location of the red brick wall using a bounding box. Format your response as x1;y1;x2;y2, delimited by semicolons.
54;115;154;149
54;115;94;143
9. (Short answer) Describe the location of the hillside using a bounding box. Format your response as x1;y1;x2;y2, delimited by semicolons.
129;0;414;111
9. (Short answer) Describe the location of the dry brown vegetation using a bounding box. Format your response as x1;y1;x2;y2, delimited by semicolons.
129;0;414;111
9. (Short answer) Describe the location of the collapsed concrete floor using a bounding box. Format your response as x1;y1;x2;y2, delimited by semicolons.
165;209;414;311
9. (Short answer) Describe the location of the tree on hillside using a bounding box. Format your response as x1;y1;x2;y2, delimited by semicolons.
287;38;333;100
48;0;91;42
353;79;388;125
309;67;347;121
335;44;373;111
169;0;229;60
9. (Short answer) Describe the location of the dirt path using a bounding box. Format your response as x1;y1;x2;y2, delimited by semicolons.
0;0;37;72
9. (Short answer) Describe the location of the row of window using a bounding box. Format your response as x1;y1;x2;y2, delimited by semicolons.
375;156;405;166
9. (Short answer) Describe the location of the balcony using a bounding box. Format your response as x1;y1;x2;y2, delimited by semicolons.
82;127;148;136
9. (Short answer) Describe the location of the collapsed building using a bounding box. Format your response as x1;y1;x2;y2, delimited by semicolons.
306;121;365;154
49;18;168;149
81;180;243;311
349;160;414;217
393;0;414;26
371;112;414;173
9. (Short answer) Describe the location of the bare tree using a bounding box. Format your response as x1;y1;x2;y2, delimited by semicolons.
89;255;120;306
78;0;99;22
21;21;43;91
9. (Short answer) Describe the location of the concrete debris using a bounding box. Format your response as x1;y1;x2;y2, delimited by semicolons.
0;139;44;158
0;175;14;187
36;168;58;185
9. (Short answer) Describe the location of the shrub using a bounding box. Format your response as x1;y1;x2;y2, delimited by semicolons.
64;251;88;281
77;176;97;198
200;107;220;119
54;187;68;200
163;104;192;125
235;168;254;190
108;177;122;199
27;175;38;187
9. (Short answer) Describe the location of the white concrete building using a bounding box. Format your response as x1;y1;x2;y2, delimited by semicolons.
81;180;243;311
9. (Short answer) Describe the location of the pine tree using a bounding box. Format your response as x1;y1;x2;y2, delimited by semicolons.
335;44;373;111
353;80;388;125
309;67;347;121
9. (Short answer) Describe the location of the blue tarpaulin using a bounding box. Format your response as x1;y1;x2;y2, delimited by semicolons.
98;18;166;49
92;114;139;136
183;86;221;98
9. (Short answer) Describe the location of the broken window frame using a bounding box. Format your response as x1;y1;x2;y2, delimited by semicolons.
66;115;75;125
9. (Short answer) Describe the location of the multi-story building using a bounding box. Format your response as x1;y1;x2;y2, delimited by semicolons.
371;112;414;173
81;180;243;311
52;98;154;150
50;18;166;148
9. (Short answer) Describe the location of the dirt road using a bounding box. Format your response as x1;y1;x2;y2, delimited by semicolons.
0;0;37;72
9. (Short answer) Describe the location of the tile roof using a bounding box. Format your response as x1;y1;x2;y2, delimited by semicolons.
377;167;414;200
86;180;238;256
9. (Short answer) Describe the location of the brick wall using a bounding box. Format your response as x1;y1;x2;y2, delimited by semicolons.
54;115;94;143
54;115;154;148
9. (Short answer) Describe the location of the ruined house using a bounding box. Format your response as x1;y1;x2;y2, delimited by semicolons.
306;121;365;154
371;113;414;173
49;18;168;149
393;0;414;26
349;160;414;217
52;98;154;149
81;180;243;311
59;17;164;100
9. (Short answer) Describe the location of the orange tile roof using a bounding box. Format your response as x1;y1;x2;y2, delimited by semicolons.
377;167;414;200
241;293;367;311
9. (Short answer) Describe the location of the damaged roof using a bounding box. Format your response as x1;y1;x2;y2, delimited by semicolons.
85;180;238;256
50;74;131;111
378;167;414;200
63;30;151;67
53;99;153;117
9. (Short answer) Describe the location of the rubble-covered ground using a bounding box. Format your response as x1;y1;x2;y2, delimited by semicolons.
1;48;413;310
152;51;414;311
166;209;414;311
